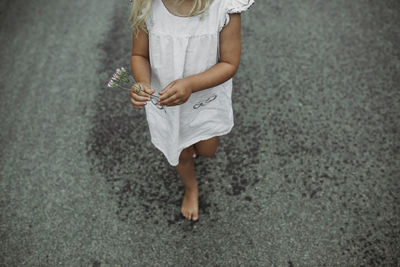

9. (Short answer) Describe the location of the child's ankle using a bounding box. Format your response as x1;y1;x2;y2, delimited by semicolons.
184;181;198;191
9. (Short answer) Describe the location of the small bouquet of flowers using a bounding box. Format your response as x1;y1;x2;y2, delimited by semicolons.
107;67;166;112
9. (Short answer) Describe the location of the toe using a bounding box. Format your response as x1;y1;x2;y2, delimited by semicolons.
181;209;186;218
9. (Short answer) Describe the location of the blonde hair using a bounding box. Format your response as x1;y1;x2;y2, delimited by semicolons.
129;0;213;37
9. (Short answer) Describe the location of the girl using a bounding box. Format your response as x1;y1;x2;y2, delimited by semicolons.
128;0;254;221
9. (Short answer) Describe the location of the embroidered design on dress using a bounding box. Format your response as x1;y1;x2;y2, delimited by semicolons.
193;94;217;109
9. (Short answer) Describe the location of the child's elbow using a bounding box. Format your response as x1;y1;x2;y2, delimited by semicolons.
227;54;241;77
220;57;240;78
229;62;240;78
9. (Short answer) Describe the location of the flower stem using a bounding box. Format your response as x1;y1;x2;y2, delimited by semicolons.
115;83;157;98
115;84;130;90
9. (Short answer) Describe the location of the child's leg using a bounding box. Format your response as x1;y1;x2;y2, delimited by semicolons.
176;144;199;221
194;136;219;158
192;145;199;158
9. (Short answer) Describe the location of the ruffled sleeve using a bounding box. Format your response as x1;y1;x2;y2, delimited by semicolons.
219;0;255;32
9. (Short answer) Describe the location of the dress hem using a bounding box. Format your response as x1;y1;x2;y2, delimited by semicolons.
151;122;234;167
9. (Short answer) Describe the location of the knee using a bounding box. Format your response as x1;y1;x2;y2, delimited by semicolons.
198;147;217;158
195;137;219;158
179;146;194;163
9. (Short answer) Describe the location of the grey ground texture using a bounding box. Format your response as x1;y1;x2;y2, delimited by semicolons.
1;0;399;266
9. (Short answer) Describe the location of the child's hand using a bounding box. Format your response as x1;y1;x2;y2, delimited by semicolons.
129;82;154;109
158;79;192;106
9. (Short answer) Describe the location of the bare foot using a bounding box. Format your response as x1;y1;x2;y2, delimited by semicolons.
181;185;199;221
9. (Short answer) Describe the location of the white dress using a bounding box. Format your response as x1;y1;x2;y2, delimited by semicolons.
143;0;255;166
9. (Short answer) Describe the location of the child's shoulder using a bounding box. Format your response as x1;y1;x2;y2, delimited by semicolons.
218;0;255;31
222;0;255;14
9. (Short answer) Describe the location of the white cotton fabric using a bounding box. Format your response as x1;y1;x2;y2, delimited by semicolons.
143;0;255;166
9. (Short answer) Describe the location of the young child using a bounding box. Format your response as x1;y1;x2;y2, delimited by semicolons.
128;0;254;221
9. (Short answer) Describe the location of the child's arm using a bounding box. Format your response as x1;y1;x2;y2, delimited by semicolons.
186;13;242;93
129;28;155;109
158;13;241;106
